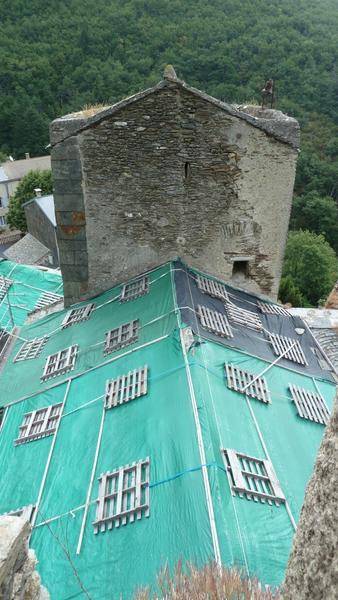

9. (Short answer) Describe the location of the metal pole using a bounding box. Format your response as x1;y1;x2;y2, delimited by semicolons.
239;341;298;393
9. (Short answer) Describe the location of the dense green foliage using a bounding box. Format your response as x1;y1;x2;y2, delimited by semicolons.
279;275;306;308
281;231;338;306
0;1;338;166
290;192;338;253
7;170;53;231
1;0;338;303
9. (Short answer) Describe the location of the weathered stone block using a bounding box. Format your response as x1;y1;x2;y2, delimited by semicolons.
53;193;85;212
51;159;82;179
56;223;86;241
61;264;88;282
56;211;86;227
74;250;88;266
53;178;82;195
49;116;87;145
50;137;79;161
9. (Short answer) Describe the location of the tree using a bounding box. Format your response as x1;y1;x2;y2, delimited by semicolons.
0;150;8;164
282;230;338;306
7;169;53;232
290;192;338;253
278;275;305;307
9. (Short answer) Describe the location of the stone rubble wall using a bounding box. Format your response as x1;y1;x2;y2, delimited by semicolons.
282;391;338;600
0;515;49;600
51;79;299;306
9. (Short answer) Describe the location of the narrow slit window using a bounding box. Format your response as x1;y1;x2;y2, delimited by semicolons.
197;305;233;339
14;336;49;362
196;275;229;301
184;162;191;180
267;332;307;365
105;366;148;409
104;320;139;354
225;301;262;331
41;345;78;381
15;403;62;445
0;276;13;300
35;291;62;310
225;363;271;403
222;449;285;506
289;384;330;425
62;303;94;328
120;277;149;303
94;458;150;533
257;301;290;316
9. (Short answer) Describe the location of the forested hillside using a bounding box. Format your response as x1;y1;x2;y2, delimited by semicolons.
1;0;338;303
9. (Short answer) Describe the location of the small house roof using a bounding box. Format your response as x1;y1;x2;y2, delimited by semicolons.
3;233;51;265
0;156;51;183
24;194;56;227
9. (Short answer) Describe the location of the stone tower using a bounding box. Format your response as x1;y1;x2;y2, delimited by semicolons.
50;69;299;306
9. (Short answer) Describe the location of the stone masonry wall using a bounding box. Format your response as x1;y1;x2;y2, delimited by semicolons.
24;203;58;266
0;515;49;600
51;79;298;305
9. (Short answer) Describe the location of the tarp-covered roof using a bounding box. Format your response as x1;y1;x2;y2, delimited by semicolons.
0;260;335;599
0;259;63;330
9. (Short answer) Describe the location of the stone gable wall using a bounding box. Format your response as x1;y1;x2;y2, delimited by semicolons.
51;82;298;305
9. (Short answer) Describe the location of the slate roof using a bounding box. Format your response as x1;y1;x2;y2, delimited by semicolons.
0;156;51;182
3;233;51;265
312;329;338;372
288;307;338;374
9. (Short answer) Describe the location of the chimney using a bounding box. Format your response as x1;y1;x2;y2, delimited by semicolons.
25;152;30;160
34;188;42;198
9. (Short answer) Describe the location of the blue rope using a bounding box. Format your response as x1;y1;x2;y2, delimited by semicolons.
149;462;227;488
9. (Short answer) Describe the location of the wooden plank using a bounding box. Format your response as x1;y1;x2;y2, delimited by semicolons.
114;467;124;528
144;458;150;518
94;474;107;531
135;461;142;520
225;449;246;492
129;466;136;523
264;460;285;501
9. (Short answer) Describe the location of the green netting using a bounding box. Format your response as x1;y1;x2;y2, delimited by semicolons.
0;261;335;599
187;342;336;587
31;334;212;600
2;264;174;405
0;259;63;331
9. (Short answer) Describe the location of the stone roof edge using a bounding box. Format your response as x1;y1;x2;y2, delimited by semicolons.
51;78;300;149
